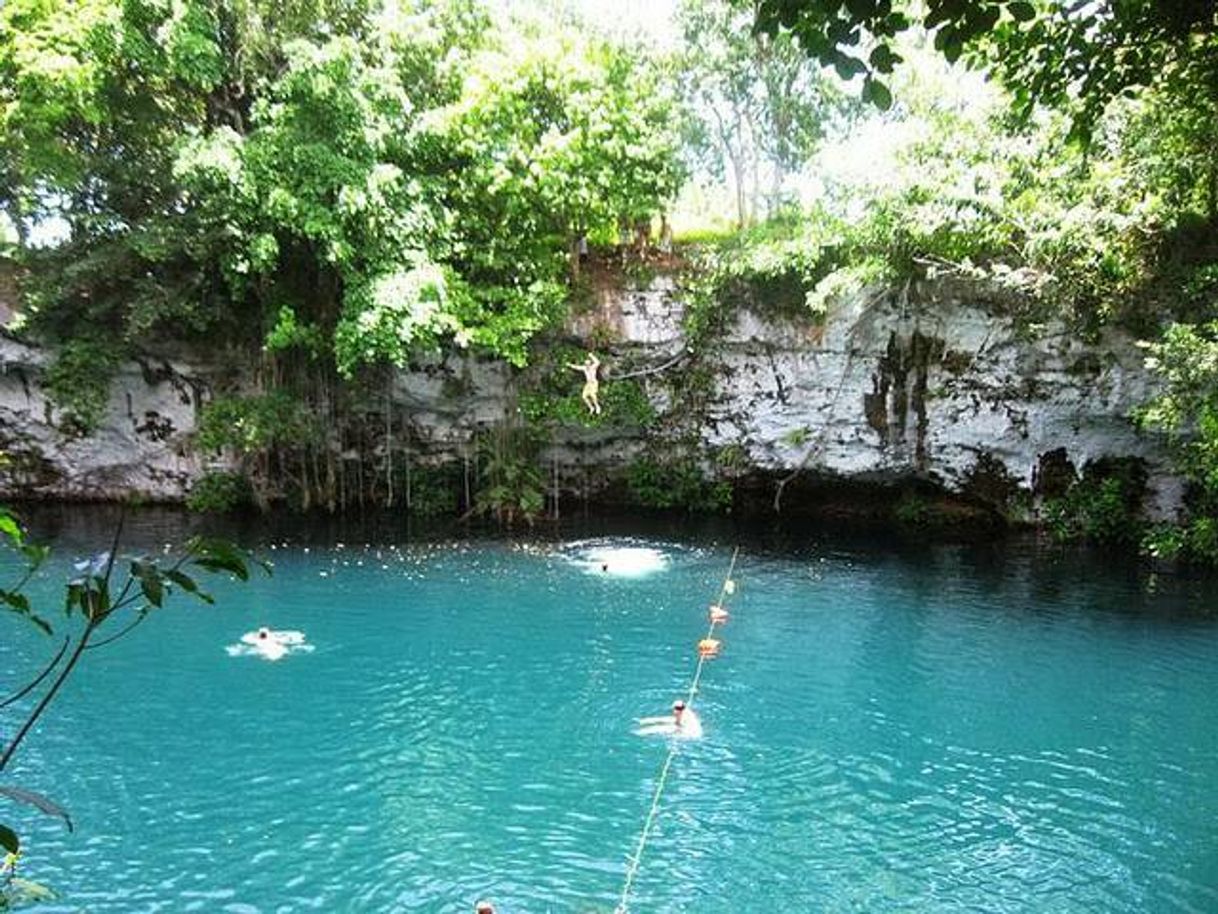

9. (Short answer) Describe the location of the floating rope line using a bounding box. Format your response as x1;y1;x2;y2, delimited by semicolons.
614;546;741;914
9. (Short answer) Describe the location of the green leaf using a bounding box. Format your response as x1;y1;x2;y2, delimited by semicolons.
0;512;24;546
844;0;876;21
924;0;956;29
191;556;249;580
21;543;50;569
0;823;18;855
66;582;86;616
868;44;900;74
139;573;164;608
94;579;112;615
1;590;30;614
130;560;165;608
863;77;893;110
187;537;268;581
165;570;214;604
970;5;1001;36
1008;1;1036;22
1;590;52;635
831;52;867;81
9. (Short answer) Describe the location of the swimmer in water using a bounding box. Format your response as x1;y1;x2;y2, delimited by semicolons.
241;628;308;648
236;627;310;661
637;699;703;739
242;627;275;647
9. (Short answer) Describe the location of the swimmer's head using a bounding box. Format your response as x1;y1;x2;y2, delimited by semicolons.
475;902;495;914
672;700;686;718
601;563;609;572
258;627;270;640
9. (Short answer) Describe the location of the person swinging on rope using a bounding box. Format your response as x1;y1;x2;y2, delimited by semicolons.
567;352;602;415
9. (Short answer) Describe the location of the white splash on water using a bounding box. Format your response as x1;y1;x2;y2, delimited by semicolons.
563;541;671;578
226;629;313;662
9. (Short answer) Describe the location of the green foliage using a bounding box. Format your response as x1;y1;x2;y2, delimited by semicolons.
754;0;910;106
894;492;937;527
679;213;845;350
264;307;326;359
625;457;732;513
185;472;253;514
405;463;460;518
1142;518;1218;564
0;509;51;634
781;427;811;448
333;265;466;375
3;0;685;375
43;341;122;436
472;423;545;526
689;42;1218;340
1042;464;1146;546
680;268;735;352
1138;322;1218;463
755;0;1216;144
197;394;314;454
714;443;749;473
1137;322;1218;563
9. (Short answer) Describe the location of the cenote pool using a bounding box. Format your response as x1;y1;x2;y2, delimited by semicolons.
3;516;1218;913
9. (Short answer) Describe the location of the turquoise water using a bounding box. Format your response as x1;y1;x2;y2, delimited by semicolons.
4;522;1218;913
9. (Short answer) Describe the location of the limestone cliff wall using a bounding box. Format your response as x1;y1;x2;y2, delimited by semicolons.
705;280;1180;517
0;274;1181;517
0;335;208;500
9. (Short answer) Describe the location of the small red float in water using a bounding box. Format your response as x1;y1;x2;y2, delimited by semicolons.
697;637;722;658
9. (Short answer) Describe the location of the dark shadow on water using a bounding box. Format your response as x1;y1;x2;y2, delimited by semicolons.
12;501;1218;623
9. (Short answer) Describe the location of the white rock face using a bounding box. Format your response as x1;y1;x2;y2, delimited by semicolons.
703;280;1180;517
0;275;1183;516
386;352;514;448
0;335;209;501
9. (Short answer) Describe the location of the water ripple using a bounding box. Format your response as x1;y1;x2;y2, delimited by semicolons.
4;537;1218;913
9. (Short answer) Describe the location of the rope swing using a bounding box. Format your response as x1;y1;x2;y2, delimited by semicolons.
606;346;689;382
614;546;742;914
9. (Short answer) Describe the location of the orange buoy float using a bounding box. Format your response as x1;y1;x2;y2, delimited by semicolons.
697;637;722;658
709;604;730;624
